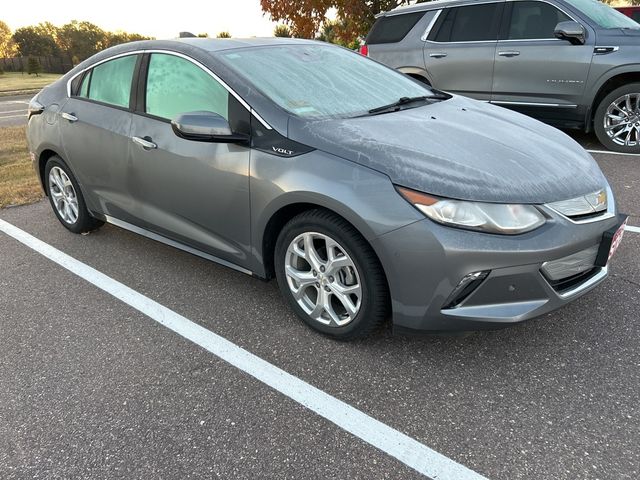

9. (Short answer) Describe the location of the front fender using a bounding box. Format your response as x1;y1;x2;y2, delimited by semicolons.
249;149;423;276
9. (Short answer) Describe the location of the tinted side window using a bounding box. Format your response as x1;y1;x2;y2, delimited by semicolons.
366;12;425;44
145;53;229;121
88;55;137;108
79;71;91;98
433;3;501;42
508;1;571;39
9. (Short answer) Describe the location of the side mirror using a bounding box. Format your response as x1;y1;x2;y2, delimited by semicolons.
554;21;585;45
171;111;248;143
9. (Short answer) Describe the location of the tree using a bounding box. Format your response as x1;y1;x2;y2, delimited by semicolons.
216;31;232;38
197;33;210;38
0;20;18;58
13;25;59;56
261;0;431;43
27;56;41;76
57;21;107;63
273;24;292;37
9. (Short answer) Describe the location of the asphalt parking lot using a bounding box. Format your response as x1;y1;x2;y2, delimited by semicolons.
1;143;639;479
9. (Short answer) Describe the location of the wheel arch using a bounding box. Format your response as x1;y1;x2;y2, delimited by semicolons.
37;148;63;195
397;67;432;86
588;68;640;128
258;195;385;282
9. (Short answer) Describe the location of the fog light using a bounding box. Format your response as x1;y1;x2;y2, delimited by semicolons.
442;270;490;309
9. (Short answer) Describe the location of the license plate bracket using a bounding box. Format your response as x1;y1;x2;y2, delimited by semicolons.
594;214;628;267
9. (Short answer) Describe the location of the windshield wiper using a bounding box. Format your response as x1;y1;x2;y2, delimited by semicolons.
366;92;451;116
367;96;429;115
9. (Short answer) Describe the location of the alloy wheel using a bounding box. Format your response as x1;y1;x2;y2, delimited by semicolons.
604;93;640;147
48;166;79;224
284;232;362;327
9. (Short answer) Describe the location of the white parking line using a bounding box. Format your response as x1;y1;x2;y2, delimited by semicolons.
0;218;487;480
0;113;27;119
0;109;27;115
0;100;29;105
626;225;640;234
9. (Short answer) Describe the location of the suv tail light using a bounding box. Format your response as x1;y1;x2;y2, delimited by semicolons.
358;44;369;57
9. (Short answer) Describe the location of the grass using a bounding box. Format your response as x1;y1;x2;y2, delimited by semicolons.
0;126;43;208
0;72;62;93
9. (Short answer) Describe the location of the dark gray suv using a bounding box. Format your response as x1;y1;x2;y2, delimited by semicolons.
364;0;640;153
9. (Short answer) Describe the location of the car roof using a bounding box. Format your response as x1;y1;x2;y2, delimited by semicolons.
380;0;505;17
143;37;319;53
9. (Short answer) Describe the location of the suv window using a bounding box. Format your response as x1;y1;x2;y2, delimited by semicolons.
145;53;229;121
85;55;137;108
432;3;501;42
508;1;571;40
366;12;425;44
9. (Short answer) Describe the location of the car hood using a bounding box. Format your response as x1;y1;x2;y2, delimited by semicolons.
288;96;607;204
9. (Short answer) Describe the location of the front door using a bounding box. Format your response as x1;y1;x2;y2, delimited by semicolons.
127;52;252;268
423;2;504;100
491;0;593;118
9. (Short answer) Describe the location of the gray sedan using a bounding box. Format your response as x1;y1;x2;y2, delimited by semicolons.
26;38;627;339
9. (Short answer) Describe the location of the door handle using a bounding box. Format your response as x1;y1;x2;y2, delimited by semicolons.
132;136;157;150
61;112;78;123
429;52;448;58
498;51;520;57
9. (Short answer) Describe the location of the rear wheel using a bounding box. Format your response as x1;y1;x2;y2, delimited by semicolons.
594;83;640;153
45;156;103;234
274;210;389;340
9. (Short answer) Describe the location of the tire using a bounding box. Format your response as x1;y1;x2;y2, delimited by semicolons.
594;83;640;153
44;156;103;234
274;209;389;340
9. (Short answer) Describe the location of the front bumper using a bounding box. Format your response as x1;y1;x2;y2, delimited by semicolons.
372;207;623;333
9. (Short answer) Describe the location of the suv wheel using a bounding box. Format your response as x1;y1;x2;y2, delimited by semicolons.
45;156;103;234
274;210;389;340
594;83;640;153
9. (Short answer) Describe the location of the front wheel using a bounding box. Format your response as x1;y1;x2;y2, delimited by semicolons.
594;83;640;153
274;210;389;340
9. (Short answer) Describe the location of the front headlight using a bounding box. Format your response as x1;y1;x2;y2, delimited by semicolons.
397;186;546;235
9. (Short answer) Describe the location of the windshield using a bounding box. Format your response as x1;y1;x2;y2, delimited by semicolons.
218;44;435;119
565;0;640;29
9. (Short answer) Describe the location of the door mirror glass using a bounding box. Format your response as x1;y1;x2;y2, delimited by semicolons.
554;21;585;44
171;111;247;143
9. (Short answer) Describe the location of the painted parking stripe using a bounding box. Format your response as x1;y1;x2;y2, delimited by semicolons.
0;109;27;115
0;113;27;119
626;225;640;234
0;218;487;480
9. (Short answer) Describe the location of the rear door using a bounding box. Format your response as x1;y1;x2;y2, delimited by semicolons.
423;1;504;100
491;0;593;119
59;54;139;218
127;52;252;267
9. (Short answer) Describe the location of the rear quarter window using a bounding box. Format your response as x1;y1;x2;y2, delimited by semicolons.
366;12;425;44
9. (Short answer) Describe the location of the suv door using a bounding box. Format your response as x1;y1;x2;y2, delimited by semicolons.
60;54;139;218
127;52;252;268
424;1;504;100
491;0;594;123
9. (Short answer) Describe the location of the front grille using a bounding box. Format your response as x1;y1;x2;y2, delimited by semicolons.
540;245;599;282
546;190;608;222
546;267;600;294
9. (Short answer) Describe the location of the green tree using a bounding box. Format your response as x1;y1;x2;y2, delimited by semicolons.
27;56;42;76
197;33;210;38
0;20;18;58
13;25;59;56
57;20;107;63
273;24;292;37
216;31;232;38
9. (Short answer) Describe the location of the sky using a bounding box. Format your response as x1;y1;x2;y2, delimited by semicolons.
2;0;280;38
